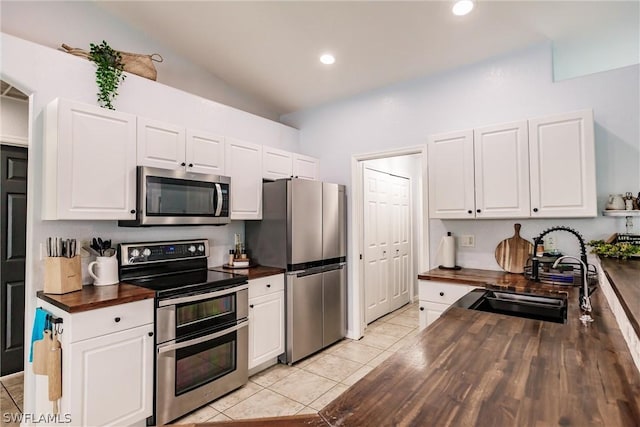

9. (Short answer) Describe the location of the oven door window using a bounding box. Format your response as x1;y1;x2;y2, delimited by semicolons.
175;331;237;396
176;293;237;337
146;176;218;217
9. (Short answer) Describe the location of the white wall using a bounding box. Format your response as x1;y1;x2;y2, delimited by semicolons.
0;32;299;416
283;43;640;335
0;1;281;121
0;96;29;145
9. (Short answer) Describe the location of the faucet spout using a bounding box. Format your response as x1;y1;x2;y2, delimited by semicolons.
552;255;594;324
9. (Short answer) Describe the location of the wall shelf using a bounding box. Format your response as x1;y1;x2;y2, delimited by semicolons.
602;210;640;217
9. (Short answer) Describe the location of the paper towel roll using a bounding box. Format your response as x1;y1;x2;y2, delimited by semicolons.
439;232;456;268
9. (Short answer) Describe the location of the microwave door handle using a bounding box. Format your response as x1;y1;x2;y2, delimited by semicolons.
214;183;223;216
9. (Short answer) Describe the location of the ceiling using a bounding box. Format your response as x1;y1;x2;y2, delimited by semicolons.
96;1;638;115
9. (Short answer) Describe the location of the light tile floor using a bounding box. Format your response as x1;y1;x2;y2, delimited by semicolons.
0;302;419;426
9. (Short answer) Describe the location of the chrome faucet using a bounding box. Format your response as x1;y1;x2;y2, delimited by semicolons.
552;255;594;324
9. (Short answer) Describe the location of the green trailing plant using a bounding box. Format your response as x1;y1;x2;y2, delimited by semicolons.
587;240;640;260
89;41;126;110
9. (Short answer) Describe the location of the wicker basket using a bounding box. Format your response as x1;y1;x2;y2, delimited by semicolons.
60;44;163;81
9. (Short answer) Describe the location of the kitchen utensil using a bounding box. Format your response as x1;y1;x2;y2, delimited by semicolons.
88;255;119;286
495;223;534;274
48;331;62;415
84;245;100;257
32;329;51;375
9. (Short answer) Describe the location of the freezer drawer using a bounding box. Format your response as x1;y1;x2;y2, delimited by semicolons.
323;264;346;346
286;270;323;363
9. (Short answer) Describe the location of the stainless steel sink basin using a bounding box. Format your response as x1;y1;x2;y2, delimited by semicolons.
455;289;567;324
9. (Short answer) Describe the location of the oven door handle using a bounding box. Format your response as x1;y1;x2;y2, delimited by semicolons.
157;319;248;354
158;284;249;307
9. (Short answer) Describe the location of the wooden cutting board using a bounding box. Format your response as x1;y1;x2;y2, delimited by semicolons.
32;330;52;375
495;223;534;274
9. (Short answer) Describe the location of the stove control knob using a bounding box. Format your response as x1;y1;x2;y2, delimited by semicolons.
188;245;197;253
197;244;205;253
142;248;151;257
130;248;140;257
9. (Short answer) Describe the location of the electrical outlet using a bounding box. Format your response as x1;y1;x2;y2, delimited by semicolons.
460;235;475;248
545;236;557;251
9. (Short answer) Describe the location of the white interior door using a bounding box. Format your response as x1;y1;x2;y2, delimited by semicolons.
390;175;411;311
364;167;390;324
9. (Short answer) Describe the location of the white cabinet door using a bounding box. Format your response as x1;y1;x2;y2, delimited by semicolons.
248;291;285;369
474;121;530;218
137;117;186;170
427;130;475;219
263;146;293;180
69;324;154;427
293;153;319;180
186;129;225;175
225;138;263;220
528;110;596;217
43;98;137;220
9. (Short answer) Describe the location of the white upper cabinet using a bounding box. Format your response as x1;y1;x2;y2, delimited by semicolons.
428;110;596;219
137;117;186;170
428;130;475;219
263;146;293;180
225;138;263;220
528;109;596;217
474;121;530;218
186;129;225;175
293;153;319;180
43;98;137;220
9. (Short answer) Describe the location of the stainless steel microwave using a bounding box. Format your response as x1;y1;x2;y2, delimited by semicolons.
119;166;231;227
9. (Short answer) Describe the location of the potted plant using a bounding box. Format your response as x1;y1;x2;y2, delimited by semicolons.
587;240;640;260
89;41;126;110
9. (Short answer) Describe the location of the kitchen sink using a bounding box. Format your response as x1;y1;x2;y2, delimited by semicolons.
454;289;567;324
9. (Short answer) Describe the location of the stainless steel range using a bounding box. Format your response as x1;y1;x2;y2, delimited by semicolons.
119;239;248;426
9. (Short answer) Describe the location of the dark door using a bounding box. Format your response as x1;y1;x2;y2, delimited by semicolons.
1;145;27;376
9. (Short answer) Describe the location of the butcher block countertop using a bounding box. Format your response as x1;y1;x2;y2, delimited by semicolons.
209;265;286;280
36;283;154;313
194;265;640;427
599;257;640;337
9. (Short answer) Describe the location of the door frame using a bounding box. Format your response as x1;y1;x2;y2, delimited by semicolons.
350;145;430;339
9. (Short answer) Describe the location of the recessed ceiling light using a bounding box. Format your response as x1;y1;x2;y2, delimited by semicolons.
452;0;474;16
320;54;335;65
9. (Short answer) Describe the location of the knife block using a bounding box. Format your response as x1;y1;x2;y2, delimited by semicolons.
44;256;82;294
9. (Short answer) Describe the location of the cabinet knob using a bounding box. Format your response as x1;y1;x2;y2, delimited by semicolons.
130;209;136;214
114;317;121;323
533;208;539;213
420;307;425;311
188;163;193;167
250;304;254;308
148;332;154;337
266;284;271;288
467;210;473;214
181;162;186;166
476;209;481;213
439;292;444;297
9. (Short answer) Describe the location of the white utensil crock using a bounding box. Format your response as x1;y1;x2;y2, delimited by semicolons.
88;256;119;286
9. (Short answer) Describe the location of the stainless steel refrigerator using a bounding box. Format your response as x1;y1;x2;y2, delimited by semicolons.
246;179;346;364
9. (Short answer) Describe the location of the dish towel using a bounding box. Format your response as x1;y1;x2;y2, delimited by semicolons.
29;307;48;362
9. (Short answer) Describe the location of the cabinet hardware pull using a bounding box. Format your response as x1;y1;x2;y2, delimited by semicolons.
533;208;539;212
439;292;444;296
148;332;154;337
476;209;481;213
114;317;121;323
468;210;473;214
188;163;193;167
130;209;136;214
180;162;186;166
266;284;271;288
420;307;425;311
250;304;254;308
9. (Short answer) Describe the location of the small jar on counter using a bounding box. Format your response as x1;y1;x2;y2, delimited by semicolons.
228;249;235;266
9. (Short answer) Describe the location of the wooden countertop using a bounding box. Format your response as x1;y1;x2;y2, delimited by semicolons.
321;284;640;426
599;257;640;338
36;283;155;313
209;265;286;281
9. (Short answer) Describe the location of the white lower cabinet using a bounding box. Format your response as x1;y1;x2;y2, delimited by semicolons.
418;280;476;330
248;274;284;372
36;298;154;426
